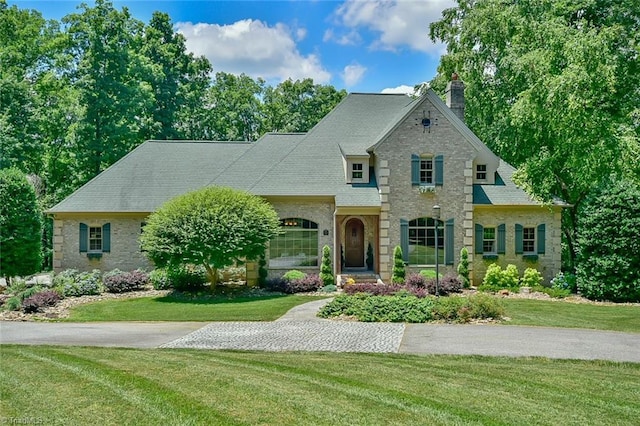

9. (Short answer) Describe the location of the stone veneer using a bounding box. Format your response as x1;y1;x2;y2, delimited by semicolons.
53;215;153;273
472;206;562;285
374;95;476;282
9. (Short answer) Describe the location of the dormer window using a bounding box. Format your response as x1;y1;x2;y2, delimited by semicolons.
476;164;487;180
352;163;364;180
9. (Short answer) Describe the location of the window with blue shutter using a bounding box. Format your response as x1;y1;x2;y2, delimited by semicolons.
475;224;484;254
445;219;454;265
79;223;88;253
400;219;409;263
102;223;111;253
497;224;506;254
411;155;420;186
537;224;546;254
435;154;444;186
515;224;524;254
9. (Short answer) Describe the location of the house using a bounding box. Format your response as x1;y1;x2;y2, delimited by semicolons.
48;76;564;285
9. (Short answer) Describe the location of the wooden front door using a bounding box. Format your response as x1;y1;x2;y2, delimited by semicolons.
344;218;364;267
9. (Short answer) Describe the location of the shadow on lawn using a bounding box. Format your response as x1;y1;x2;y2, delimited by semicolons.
154;288;288;305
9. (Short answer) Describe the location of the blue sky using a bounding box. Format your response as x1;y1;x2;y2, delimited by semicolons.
9;0;455;93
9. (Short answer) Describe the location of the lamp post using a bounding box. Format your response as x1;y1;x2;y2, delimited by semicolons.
433;205;441;296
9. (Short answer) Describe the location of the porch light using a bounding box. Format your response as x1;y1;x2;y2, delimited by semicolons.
433;205;441;296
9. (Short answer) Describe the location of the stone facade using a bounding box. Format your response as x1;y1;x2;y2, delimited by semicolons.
374;95;476;281
53;215;153;272
472;206;562;284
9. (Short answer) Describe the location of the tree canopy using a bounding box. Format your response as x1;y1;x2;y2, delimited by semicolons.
140;187;281;286
429;0;640;265
0;168;42;281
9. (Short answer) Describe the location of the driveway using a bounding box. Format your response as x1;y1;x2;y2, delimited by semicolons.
2;298;639;362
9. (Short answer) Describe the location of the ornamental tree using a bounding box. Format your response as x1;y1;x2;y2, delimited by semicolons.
140;186;281;287
319;245;334;286
391;246;405;284
0;168;42;283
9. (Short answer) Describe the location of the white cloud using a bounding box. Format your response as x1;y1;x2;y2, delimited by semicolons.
332;0;454;53
381;84;417;95
323;28;362;46
342;63;367;87
176;19;331;83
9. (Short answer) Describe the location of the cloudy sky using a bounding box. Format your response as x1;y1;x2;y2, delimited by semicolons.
10;0;455;93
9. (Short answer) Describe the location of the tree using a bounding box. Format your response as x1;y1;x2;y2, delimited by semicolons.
575;180;640;302
319;245;334;286
140;186;281;287
391;246;405;284
0;168;42;282
430;0;640;267
457;247;470;288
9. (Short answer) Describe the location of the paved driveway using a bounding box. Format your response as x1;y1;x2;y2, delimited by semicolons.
2;298;639;362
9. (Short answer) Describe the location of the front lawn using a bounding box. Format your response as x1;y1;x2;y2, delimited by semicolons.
502;298;640;333
65;293;329;322
1;346;638;425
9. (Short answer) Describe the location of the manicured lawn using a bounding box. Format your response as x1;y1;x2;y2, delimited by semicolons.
65;293;329;322
1;345;638;425
502;298;640;333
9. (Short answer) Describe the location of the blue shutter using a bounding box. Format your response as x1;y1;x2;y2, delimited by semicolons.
497;224;506;254
411;154;420;186
435;154;444;186
79;223;88;253
475;224;484;254
400;219;409;263
515;224;524;254
537;224;546;254
102;223;111;253
445;218;454;265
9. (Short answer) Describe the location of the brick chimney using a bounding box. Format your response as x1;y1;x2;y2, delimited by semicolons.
446;72;465;122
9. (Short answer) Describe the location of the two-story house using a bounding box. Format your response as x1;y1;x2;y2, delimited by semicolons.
49;76;564;285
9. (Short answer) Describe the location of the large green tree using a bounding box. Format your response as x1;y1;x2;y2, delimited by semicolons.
0;168;42;282
430;0;640;266
140;186;281;287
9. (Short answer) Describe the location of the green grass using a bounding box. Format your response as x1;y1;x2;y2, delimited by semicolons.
502;298;640;333
1;346;638;425
65;293;329;322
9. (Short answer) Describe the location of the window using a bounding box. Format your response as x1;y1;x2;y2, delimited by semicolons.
407;218;444;265
420;158;434;185
476;164;487;180
523;227;536;253
269;218;319;268
89;226;102;252
351;163;363;179
483;227;496;253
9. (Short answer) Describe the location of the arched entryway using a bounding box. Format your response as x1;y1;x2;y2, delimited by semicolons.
344;218;365;267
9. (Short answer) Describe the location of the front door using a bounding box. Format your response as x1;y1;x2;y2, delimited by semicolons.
344;218;364;267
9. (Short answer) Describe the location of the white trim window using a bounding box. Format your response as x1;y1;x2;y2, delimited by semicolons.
523;227;536;253
482;227;496;254
476;164;487;180
420;157;434;185
351;163;363;180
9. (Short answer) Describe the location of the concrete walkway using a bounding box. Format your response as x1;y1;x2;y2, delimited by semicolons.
1;298;639;362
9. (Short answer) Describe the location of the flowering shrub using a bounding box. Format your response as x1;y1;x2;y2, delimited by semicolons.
286;274;323;293
55;269;102;297
405;273;427;288
521;268;543;288
551;271;577;293
22;290;61;313
103;269;149;293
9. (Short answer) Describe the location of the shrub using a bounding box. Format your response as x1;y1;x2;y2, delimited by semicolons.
482;263;503;290
432;296;468;322
4;296;22;311
167;264;207;291
321;284;337;293
405;273;427;288
343;283;400;297
258;253;268;286
521;268;543;288
149;268;171;290
466;293;505;320
502;264;520;288
57;269;103;297
52;269;79;289
22;290;61;313
576;180;640;302
263;276;287;293
283;270;306;282
457;247;470;288
391;246;405;284
366;243;374;270
286;274;323;293
532;285;571;299
550;271;577;293
103;269;149;293
426;275;463;296
319;245;334;286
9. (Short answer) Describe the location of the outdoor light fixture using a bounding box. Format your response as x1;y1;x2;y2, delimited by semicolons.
433;205;441;296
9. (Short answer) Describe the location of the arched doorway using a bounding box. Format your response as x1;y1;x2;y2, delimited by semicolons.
344;218;365;268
